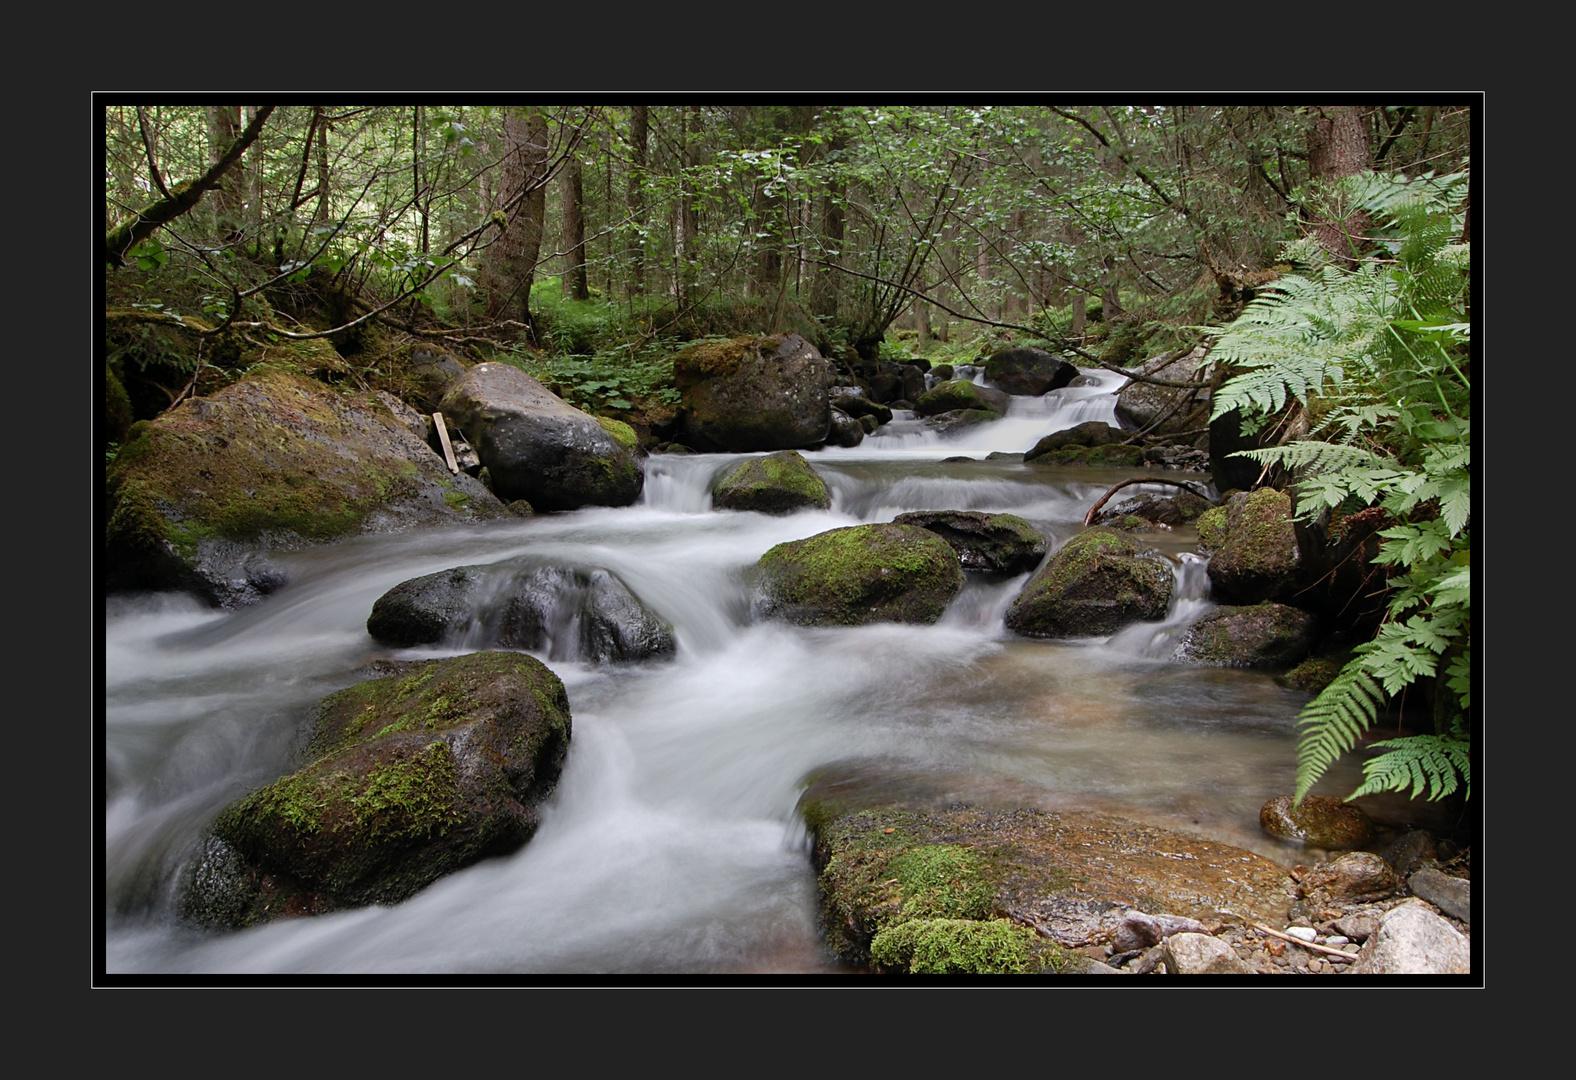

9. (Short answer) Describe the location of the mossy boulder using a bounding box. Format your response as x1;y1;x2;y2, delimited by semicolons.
1259;794;1374;850
672;333;831;451
1196;488;1301;603
366;562;675;663
1004;527;1174;638
913;378;1009;418
799;765;1292;971
754;523;964;627
104;368;508;607
710;450;832;515
891;510;1046;575
1174;603;1319;669
982;347;1078;396
1276;650;1355;695
1090;490;1213;529
437;362;644;511
180;651;572;928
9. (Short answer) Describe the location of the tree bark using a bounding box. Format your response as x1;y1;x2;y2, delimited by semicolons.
561;150;588;300
481;106;550;330
205;105;242;241
1307;105;1371;265
627;105;648;297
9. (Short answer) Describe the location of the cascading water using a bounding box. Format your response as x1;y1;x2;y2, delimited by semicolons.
102;365;1369;977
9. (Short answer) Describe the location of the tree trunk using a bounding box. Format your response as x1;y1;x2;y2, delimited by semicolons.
481;106;550;332
1072;292;1086;337
627;105;647;297
915;298;930;345
561;150;588;300
676;106;700;305
1307;105;1371;265
205;105;242;242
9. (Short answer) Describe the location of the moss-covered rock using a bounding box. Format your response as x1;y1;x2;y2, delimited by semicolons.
1025;443;1147;468
1090;490;1213;529
673;333;831;451
799;766;1292;972
104;368;507;606
437;362;644;511
913;378;1009;418
1022;420;1122;460
891;510;1046;575
366;562;675;662
181;651;572;928
1276;650;1355;695
710;450;832;515
1004;527;1174;638
1198;488;1300;603
754;523;964;626
1174;602;1319;669
595;415;640;454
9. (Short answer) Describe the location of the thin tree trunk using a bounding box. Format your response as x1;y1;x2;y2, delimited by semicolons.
1307;104;1371;265
205;105;242;242
561;151;588;300
481;106;550;331
627;105;647;297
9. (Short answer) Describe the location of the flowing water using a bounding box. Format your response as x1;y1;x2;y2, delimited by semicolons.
102;370;1376;978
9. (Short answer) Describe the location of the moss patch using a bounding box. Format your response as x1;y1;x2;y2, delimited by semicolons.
596;415;639;453
673;335;783;383
871;917;1069;974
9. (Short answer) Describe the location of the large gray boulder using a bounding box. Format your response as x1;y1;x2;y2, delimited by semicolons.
672;334;831;452
1349;899;1471;974
1115;346;1213;439
982;347;1078;396
437;362;644;511
105;368;508;608
754;523;964;627
1004;528;1174;638
180;651;572;928
366;562;675;663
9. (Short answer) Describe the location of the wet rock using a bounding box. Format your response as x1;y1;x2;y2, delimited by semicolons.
1299;852;1399;904
891;510;1046;575
1260;794;1374;849
1196;488;1301;604
1349;899;1470;974
923;408;1002;436
1091;491;1213;529
673;333;831;451
1162;932;1254;974
180;651;572;928
1382;830;1438;877
437;362;644;511
914;379;1009;418
366;562;675;663
1005;528;1174;639
753;523;964;627
710;450;832;515
1023;420;1121;459
1111;911;1212;952
1408;867;1471;923
1174;603;1319;669
826;408;865;447
982;347;1078;396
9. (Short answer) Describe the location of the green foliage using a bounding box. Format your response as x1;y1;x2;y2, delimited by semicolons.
1207;170;1471;805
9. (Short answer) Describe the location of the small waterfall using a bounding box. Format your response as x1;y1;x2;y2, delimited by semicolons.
1105;552;1214;659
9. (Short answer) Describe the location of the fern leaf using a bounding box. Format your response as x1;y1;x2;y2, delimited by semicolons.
1295;665;1384;802
1350;733;1470;801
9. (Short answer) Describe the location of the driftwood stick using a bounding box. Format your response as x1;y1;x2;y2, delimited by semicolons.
1082;477;1214;527
1251;923;1359;960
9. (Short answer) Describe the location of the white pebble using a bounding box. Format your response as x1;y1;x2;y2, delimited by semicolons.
1286;926;1318;942
1324;935;1350;946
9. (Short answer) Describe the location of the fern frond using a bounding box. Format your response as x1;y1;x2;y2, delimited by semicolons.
1350;733;1470;801
1295;664;1385;803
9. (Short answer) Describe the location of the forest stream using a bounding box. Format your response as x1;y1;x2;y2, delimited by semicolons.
103;369;1429;977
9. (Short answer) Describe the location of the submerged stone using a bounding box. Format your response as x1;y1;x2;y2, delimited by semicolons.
1260;794;1374;849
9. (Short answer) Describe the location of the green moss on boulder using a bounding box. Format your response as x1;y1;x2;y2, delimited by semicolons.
672;333;831;451
1004;527;1174;638
1199;488;1300;603
1174;602;1319;669
710;450;832;515
914;379;1008;418
755;523;964;626
183;651;572;928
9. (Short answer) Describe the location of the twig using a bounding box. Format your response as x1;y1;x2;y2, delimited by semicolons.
1251;923;1359;961
1083;477;1213;526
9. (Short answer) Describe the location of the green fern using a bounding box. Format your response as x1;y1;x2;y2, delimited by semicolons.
1208;170;1472;805
1350;729;1471;802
